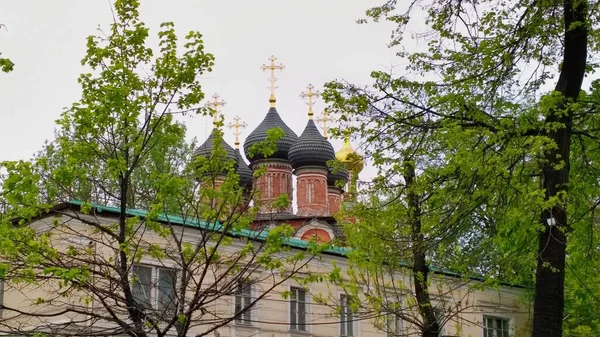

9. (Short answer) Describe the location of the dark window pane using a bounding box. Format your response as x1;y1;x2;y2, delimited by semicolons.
235;282;252;324
132;265;152;310
158;268;176;313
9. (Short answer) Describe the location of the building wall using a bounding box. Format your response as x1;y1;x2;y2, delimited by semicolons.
0;212;531;337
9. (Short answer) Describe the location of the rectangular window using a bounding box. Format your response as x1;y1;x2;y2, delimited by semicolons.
132;265;176;313
340;294;354;337
132;265;153;310
157;268;177;312
290;287;307;331
0;279;4;317
434;310;446;337
235;281;253;325
386;311;403;337
483;316;510;337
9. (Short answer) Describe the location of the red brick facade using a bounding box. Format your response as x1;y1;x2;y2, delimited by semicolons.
252;160;293;213
327;186;343;214
295;166;329;216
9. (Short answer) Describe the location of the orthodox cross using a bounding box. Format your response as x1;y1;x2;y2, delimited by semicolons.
261;55;285;107
206;94;226;126
316;109;334;139
299;84;321;119
227;115;247;149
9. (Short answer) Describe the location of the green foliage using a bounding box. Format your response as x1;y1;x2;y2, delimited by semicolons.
0;54;13;72
0;1;318;337
323;0;600;335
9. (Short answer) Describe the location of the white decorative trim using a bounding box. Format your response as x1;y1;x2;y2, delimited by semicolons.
294;219;336;240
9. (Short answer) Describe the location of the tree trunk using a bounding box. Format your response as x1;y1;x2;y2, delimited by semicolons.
404;162;440;337
532;1;587;336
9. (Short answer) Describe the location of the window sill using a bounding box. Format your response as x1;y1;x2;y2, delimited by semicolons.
289;329;311;335
233;323;257;329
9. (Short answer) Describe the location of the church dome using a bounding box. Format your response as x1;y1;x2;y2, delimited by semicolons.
243;107;299;163
335;135;364;173
194;128;239;171
327;165;349;187
288;119;335;169
236;148;253;188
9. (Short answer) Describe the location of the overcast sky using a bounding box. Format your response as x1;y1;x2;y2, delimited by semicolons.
1;0;400;181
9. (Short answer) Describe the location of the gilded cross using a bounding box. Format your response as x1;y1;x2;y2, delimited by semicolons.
316;109;334;139
227;115;247;149
206;94;227;126
299;84;321;119
260;55;285;107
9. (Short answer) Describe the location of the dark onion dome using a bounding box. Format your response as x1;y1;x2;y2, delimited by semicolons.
288;119;336;169
236;148;253;187
243;107;299;163
327;165;349;187
194;128;239;171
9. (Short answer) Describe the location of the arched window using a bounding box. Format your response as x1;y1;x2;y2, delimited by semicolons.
282;174;288;195
266;174;273;197
307;180;314;204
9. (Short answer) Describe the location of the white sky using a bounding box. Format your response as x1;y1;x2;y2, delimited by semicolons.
0;0;399;171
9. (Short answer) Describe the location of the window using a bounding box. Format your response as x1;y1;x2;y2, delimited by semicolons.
282;175;288;195
433;310;446;337
340;294;354;337
0;279;4;317
307;181;314;204
132;265;177;313
235;281;253;325
266;174;273;197
385;304;403;337
290;287;307;331
483;316;510;337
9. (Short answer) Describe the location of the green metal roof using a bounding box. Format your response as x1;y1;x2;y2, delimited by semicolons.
67;200;352;256
65;200;522;288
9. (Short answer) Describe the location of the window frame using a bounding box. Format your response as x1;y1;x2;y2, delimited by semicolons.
433;309;447;337
483;315;511;337
385;303;404;337
289;287;309;332
339;293;355;337
266;174;273;197
234;281;254;326
131;264;178;314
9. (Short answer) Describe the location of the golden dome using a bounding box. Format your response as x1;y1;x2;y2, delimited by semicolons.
335;134;364;173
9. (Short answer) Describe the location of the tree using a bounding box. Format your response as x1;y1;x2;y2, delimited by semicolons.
324;0;598;336
324;131;499;337
0;1;320;337
0;24;14;72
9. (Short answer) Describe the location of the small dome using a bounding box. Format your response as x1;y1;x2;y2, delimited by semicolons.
243;107;299;163
335;136;364;173
327;165;349;187
288;119;335;169
194;128;239;171
236;148;253;188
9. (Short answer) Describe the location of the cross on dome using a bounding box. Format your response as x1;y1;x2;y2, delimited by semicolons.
206;94;227;127
260;55;285;107
316;109;333;139
227;115;247;149
299;84;321;120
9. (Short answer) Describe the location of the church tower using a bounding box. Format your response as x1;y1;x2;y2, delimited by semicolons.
288;84;336;217
194;94;240;191
228;115;253;193
243;56;298;213
315;109;349;214
335;132;364;202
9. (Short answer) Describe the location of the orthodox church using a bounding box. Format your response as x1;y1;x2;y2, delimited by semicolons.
193;56;364;244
